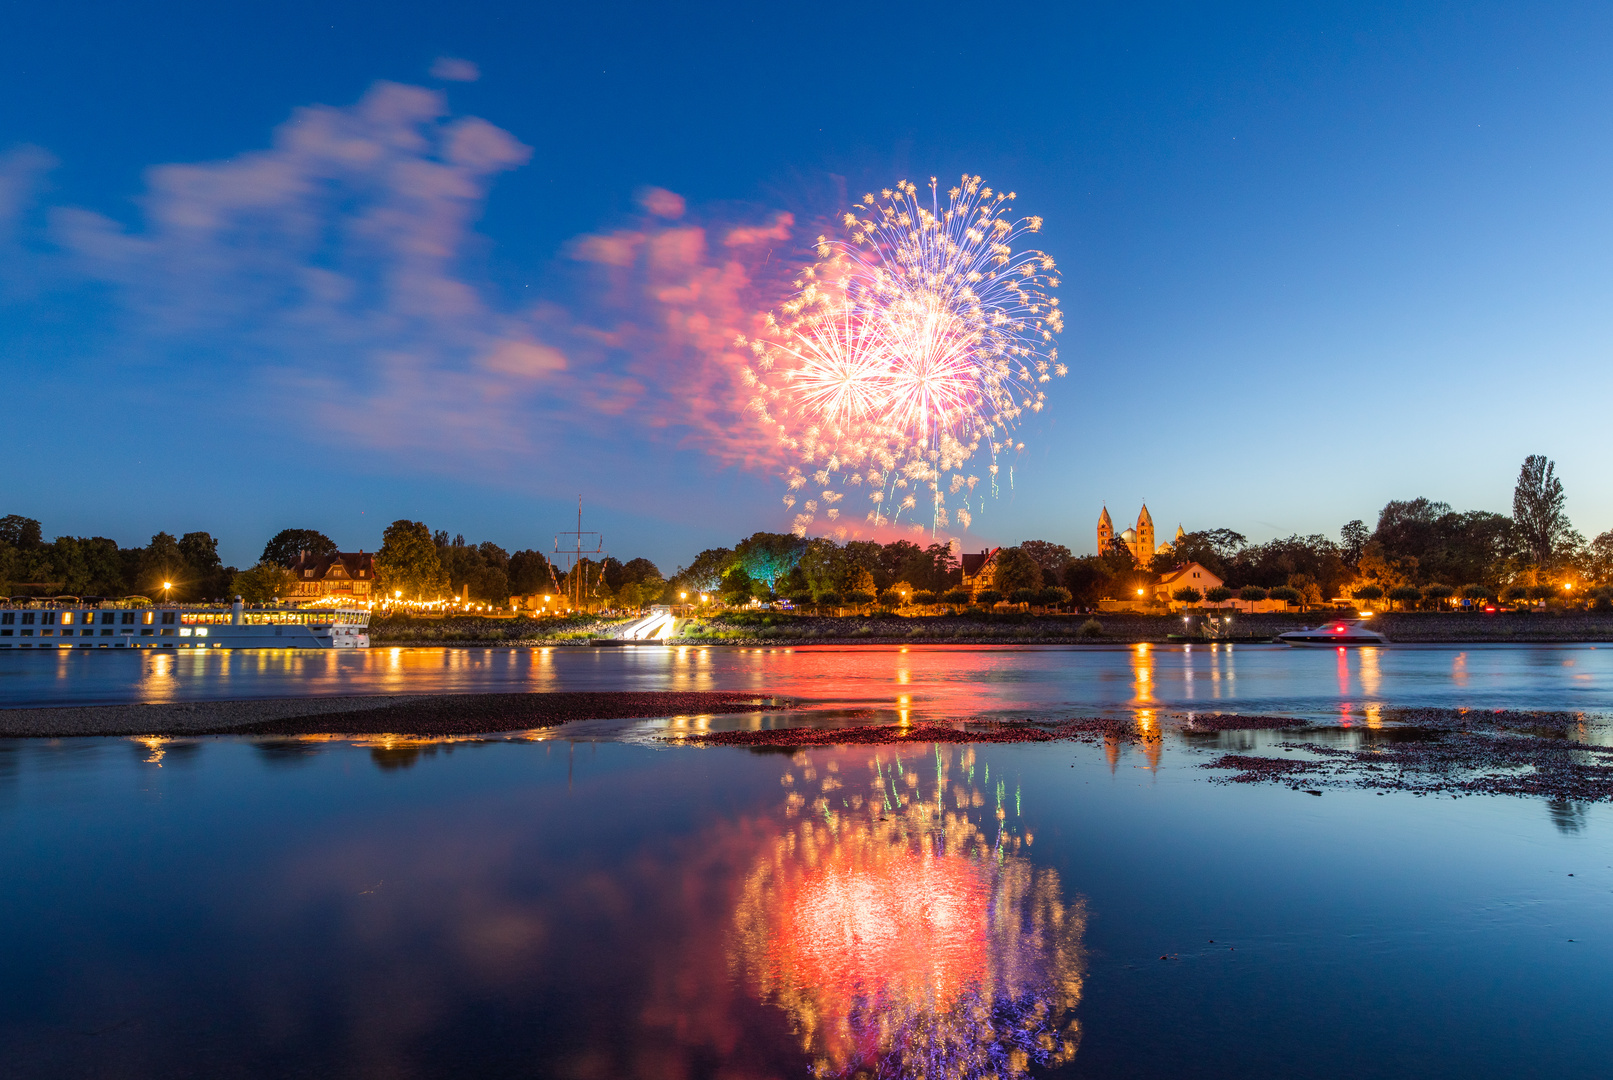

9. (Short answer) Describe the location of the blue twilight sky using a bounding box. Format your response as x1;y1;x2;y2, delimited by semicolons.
2;0;1611;571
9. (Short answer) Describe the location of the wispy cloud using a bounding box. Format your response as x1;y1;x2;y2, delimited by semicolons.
429;57;481;82
0;80;805;489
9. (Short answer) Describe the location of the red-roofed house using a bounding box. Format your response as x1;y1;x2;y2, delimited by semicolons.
286;551;376;606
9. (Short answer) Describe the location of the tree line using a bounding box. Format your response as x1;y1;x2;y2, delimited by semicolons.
5;455;1606;612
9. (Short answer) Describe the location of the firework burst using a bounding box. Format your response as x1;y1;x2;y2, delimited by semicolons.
739;175;1066;538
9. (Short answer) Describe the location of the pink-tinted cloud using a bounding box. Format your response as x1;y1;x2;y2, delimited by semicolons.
429;56;481;82
636;186;685;219
2;79;813;501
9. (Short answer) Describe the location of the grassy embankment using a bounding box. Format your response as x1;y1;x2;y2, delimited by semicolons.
369;610;1613;646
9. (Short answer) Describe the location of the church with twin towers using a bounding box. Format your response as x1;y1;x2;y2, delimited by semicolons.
1097;504;1185;563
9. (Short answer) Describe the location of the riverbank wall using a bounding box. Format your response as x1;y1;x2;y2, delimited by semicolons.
369;611;1613;646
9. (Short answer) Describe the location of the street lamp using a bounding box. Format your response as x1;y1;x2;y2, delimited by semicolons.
162;581;172;603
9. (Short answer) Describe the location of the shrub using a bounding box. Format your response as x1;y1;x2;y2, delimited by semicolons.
843;590;875;606
816;590;842;605
1172;586;1202;604
910;590;937;605
1268;586;1302;604
1459;584;1488;602
1077;618;1104;638
787;592;814;607
1037;586;1071;607
876;589;903;608
1592;588;1613;613
1009;588;1038;605
1205;586;1233;604
1238;586;1268;602
940;589;969;607
975;589;1004;605
1501;585;1530;603
1352;585;1384;602
1422;584;1456;609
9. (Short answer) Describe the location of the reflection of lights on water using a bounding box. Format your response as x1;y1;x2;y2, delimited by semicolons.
734;746;1085;1079
1360;647;1382;699
134;736;167;765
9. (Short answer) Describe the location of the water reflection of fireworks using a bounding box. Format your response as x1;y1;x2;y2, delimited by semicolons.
732;747;1084;1079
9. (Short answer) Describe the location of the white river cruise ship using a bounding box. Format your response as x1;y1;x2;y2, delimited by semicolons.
0;598;370;650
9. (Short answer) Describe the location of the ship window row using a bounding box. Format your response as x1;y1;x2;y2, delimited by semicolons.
0;611;156;626
1;628;168;637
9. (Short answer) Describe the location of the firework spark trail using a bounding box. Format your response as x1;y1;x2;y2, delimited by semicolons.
739;175;1066;538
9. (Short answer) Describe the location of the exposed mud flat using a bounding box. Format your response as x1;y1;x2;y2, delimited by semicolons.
0;691;794;738
1201;708;1613;801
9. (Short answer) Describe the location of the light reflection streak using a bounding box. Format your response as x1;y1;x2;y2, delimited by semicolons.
734;746;1085;1079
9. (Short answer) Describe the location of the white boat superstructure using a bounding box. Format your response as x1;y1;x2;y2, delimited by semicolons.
1277;618;1388;647
0;597;370;650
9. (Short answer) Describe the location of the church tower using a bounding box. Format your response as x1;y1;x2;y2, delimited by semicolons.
1136;504;1155;561
1097;506;1114;554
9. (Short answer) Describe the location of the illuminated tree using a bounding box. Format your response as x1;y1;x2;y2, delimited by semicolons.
375;520;449;601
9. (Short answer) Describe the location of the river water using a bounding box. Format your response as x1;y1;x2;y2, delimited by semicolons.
2;645;1611;1078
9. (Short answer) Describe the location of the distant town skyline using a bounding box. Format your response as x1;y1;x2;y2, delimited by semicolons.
4;1;1612;570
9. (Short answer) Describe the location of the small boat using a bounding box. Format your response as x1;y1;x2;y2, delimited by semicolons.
1277;618;1388;647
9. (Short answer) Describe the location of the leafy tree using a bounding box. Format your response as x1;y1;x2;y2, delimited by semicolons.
1224;535;1348;598
1340;520;1369;566
776;564;810;598
674;547;735;593
734;532;806;588
1352;584;1385;603
261;529;337;567
508;550;555;595
940;588;969;607
911;590;938;606
975;589;1003;606
1205;586;1233;604
1038;587;1071;607
843;541;885;589
179;532;232;599
1268;586;1302;605
843;590;875;607
0;515;43;550
876;588;903;608
815;590;843;605
1238;586;1268;603
1460;583;1489;603
1154;529;1247;580
1009;587;1038;605
1387;584;1422;610
1172;586;1202;604
47;536;128;596
375;520;449;600
846;565;877;596
1513;455;1570;571
798;538;846;597
1587;530;1613;586
991;547;1042;593
138;533;186;598
1020;541;1073;579
1059;556;1108;608
618;557;662;585
1288;573;1324;610
721;565;755;603
1501;585;1531;604
233;563;297;602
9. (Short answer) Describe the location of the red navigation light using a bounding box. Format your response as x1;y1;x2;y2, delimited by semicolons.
1333;625;1344;632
